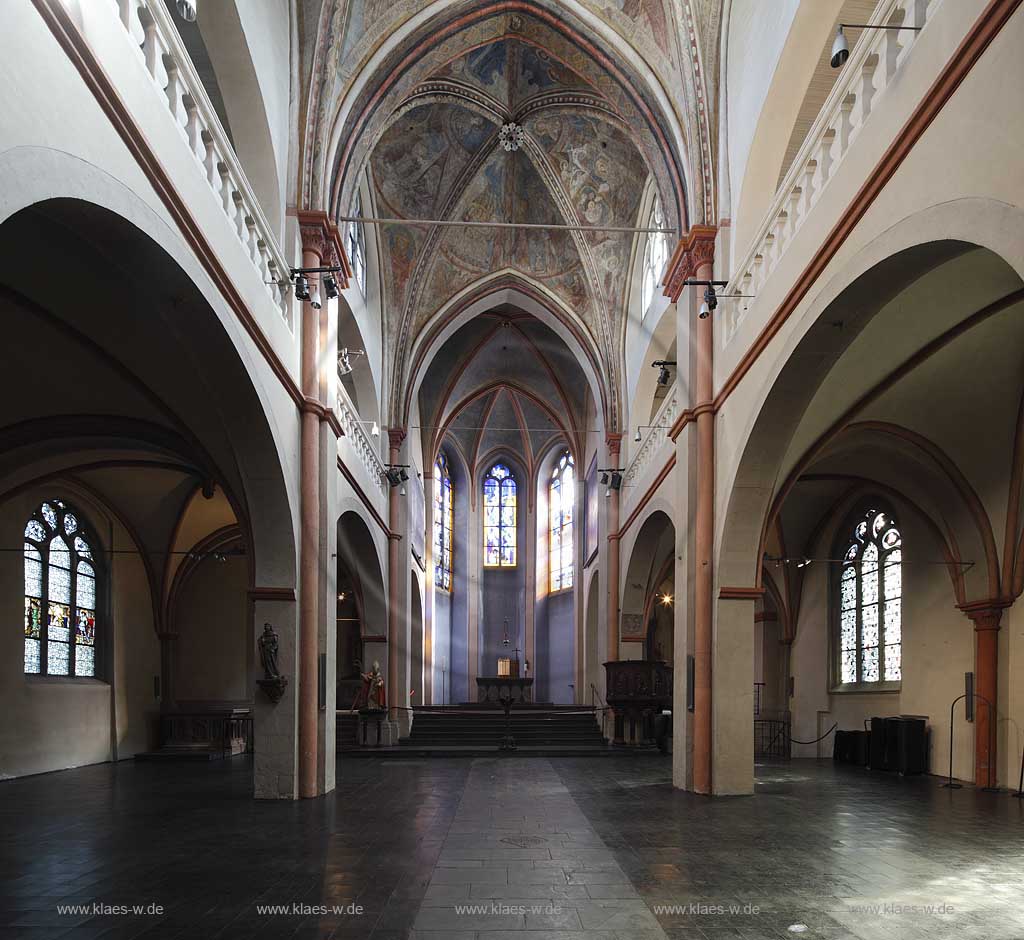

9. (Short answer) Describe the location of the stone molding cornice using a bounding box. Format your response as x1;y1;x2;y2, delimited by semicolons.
663;224;717;302
296;210;352;284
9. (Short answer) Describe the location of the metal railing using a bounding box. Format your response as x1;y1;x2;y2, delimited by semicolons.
754;715;791;759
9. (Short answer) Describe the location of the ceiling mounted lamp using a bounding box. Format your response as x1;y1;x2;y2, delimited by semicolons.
499;123;525;152
175;0;197;22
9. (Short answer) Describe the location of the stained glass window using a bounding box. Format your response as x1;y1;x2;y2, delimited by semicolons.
433;454;453;591
837;507;901;686
23;500;99;678
346;192;367;296
483;464;517;567
641;197;670;317
549;451;575;592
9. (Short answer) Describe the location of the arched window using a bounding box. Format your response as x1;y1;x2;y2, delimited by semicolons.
641;196;669;316
549;451;575;592
24;499;98;678
837;507;902;686
433;454;453;591
346;192;367;296
483;464;516;567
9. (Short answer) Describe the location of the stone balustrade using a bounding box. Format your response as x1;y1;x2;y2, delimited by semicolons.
623;384;681;499
336;381;387;503
111;0;292;325
723;0;938;341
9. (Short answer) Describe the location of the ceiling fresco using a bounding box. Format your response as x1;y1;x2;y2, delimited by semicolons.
299;0;720;426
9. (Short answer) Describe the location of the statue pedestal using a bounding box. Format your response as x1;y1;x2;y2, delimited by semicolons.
476;677;534;705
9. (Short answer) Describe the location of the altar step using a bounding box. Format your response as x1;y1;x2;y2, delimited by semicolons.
397;707;608;755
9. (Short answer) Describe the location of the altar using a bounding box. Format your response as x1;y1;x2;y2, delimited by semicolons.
476;676;534;704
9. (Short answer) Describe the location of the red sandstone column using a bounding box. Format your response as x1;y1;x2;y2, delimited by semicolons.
298;246;321;799
387;428;406;721
967;606;1001;787
691;251;715;796
606;434;622;665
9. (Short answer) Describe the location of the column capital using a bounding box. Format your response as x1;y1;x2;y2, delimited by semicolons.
296;210;351;286
663;224;718;302
387;427;407;450
959;600;1006;631
606;432;623;457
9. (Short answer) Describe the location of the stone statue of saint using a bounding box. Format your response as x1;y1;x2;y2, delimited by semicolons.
259;623;280;679
359;660;386;711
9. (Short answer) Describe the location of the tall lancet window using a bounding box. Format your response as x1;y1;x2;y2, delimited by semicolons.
433;454;453;591
483;463;516;567
641;196;669;316
346;192;366;296
837;507;902;687
24;499;98;677
549;451;575;592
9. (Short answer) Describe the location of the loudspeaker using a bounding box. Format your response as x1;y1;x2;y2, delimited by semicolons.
893;717;927;774
318;653;327;711
869;717;887;770
965;672;974;722
686;655;695;712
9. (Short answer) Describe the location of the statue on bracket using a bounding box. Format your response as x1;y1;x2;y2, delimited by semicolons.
256;622;288;704
354;660;387;712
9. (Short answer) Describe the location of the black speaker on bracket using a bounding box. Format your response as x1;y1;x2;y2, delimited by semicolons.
686;655;695;712
965;672;974;722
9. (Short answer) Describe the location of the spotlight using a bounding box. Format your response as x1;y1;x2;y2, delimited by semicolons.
384;468;402;488
399;469;409;482
634;427;642;443
175;0;197;22
660;593;673;606
338;348;353;375
371;422;380;437
323;274;339;300
796;558;813;569
605;488;612;498
830;25;849;68
600;472;609;486
703;285;718;313
658;365;671;386
610;472;623;491
310;281;323;310
294;275;310;301
698;300;710;319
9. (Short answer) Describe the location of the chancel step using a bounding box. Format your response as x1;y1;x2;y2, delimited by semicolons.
396;705;608;755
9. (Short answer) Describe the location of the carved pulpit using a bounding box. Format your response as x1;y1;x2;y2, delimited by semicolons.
604;660;673;745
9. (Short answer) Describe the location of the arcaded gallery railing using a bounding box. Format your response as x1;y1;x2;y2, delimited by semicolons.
106;0;293;326
336;382;388;505
723;0;940;342
622;383;680;506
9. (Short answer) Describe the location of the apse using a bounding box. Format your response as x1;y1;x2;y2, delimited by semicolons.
418;307;592;704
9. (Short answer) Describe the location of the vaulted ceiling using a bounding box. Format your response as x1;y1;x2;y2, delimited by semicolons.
300;0;721;427
419;309;590;479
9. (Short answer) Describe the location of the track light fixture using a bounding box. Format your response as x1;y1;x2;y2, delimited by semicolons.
830;23;922;69
651;360;677;386
383;464;410;489
682;280;753;319
598;468;625;494
289;265;346;303
338;348;367;376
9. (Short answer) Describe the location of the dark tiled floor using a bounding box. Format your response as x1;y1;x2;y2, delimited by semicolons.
0;756;1021;940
